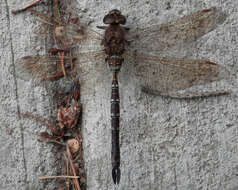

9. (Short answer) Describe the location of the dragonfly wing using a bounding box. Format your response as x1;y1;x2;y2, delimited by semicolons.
53;0;104;49
126;51;230;97
31;8;103;49
58;25;103;50
14;49;106;82
31;10;63;26
14;55;66;84
128;7;227;54
69;50;109;97
79;27;104;50
70;50;106;78
31;10;61;40
52;0;104;49
157;90;229;99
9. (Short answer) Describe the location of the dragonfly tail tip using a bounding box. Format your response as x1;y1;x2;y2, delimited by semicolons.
112;167;121;184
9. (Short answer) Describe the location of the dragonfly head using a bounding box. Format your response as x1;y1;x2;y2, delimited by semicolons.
103;9;126;25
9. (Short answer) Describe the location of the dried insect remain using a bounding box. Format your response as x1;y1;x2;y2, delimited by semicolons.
21;81;85;189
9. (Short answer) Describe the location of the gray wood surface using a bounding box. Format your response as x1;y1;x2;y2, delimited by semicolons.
1;0;238;189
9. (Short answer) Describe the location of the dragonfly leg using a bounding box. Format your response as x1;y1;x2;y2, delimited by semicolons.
11;0;42;14
97;26;107;30
125;40;132;45
122;26;130;31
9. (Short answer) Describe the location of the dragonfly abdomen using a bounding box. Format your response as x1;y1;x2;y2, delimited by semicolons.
111;71;120;184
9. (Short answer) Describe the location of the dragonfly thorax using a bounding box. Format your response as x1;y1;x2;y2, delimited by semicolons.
107;55;124;72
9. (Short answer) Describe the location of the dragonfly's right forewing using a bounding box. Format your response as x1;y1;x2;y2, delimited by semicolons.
60;26;103;50
31;10;63;26
71;50;106;77
15;55;65;84
79;27;104;50
69;50;108;97
29;7;104;50
30;10;62;44
14;48;106;85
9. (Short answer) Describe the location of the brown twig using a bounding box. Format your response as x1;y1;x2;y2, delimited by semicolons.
11;0;42;14
39;137;66;146
66;145;81;190
39;175;79;179
64;153;71;190
21;112;58;133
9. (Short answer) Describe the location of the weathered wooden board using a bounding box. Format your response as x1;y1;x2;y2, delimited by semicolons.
1;0;238;189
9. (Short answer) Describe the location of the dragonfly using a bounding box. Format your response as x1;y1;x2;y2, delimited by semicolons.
14;7;230;184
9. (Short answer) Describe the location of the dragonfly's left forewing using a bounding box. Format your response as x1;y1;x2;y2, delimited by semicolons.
128;7;227;54
127;51;230;98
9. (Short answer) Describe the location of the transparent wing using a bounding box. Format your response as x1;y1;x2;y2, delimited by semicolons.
30;10;77;48
126;51;230;97
30;10;64;46
60;25;103;49
128;7;227;53
66;50;108;97
14;50;106;84
70;50;106;77
54;0;104;47
31;10;63;26
51;0;104;49
15;55;66;83
31;9;103;49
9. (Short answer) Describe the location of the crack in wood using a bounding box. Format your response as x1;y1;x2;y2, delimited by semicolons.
3;0;28;187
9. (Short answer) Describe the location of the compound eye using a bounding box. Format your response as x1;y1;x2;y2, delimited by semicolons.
103;11;126;25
